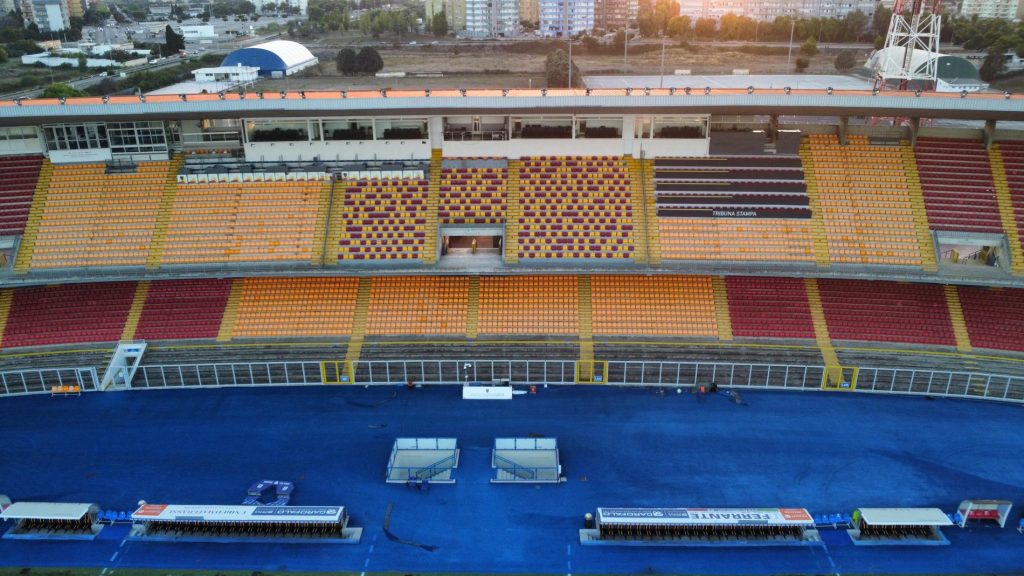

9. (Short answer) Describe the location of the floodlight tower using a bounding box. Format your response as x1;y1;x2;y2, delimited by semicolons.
875;0;943;91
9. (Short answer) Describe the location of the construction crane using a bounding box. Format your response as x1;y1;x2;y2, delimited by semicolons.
874;0;943;91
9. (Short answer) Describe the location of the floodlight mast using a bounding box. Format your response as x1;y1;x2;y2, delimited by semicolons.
875;0;943;92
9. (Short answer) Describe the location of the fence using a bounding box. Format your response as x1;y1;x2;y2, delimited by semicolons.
0;367;98;396
2;359;1023;405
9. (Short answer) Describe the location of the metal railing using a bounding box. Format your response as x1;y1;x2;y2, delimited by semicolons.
2;359;1022;405
0;367;99;396
493;453;538;480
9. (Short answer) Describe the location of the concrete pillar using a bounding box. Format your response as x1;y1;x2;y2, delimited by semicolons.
767;115;779;143
983;119;997;150
429;116;444;149
837;116;848;146
621;115;636;156
909;117;920;148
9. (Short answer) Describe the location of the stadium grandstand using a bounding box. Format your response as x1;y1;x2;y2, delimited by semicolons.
0;87;1023;573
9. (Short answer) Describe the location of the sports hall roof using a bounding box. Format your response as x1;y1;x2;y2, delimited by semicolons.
220;40;318;74
1;88;1022;126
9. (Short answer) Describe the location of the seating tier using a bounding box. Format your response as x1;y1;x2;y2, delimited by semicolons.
817;279;955;346
957;286;1024;353
517;157;633;259
2;281;136;347
658;218;815;261
29;162;168;268
135;279;233;341
590;275;717;336
805;135;921;265
725;276;816;339
232;277;359;338
915;137;1002;234
337;179;428;261
162;180;323;264
0;154;43;236
477;276;578;334
999;141;1024;257
366;276;468;335
439;165;508;224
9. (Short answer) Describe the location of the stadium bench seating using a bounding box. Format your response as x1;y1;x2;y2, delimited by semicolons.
162;180;323;264
805;134;921;265
817;279;955;346
590;275;717;336
2;281;136;348
232;277;360;338
658;219;815;261
337;178;427;261
366;276;468;335
725;276;816;339
516;156;634;259
915;137;1002;234
957;285;1024;353
29;162;167;268
477;276;578;334
134;279;233;341
439;161;508;224
0;154;43;236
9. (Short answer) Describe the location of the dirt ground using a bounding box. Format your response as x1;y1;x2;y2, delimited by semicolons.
255;45;858;91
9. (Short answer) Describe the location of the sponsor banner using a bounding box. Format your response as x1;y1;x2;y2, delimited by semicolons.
597;507;813;526
132;504;343;523
657;208;812;219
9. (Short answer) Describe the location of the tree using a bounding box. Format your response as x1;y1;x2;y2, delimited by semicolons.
336;47;358;74
834;51;857;71
979;52;1004;81
355;46;383;74
795;57;810;72
544;48;580;88
163;24;185;56
841;9;868;41
431;9;447;37
42;83;87;98
800;37;817;56
873;35;884;50
666;15;690;38
872;3;892;37
694;17;716;39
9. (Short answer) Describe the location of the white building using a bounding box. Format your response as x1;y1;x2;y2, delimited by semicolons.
959;0;1018;19
193;65;259;84
539;0;595;37
21;0;71;32
181;24;217;42
464;0;520;37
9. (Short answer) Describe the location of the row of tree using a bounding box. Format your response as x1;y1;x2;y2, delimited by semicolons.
335;46;384;74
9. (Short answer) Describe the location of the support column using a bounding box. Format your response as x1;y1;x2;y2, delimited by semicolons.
983;119;997;150
767;114;779;144
908;117;920;147
837;116;848;146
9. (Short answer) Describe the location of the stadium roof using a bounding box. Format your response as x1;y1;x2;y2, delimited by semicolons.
2;88;1022;125
221;40;318;75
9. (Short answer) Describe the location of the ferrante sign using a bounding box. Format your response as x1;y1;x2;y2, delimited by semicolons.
597;507;813;526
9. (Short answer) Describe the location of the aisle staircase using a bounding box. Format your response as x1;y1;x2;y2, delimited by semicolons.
943;285;973;353
504;160;523;264
900;143;938;272
422;149;443;264
145;154;184;269
466;276;480;339
120;280;151;342
797;145;832;267
345;277;372;365
577;275;594;382
310;178;337;266
13;158;53;274
323;179;350;266
627;155;649;265
0;289;14;347
989;146;1024;274
216;279;245;342
711;276;733;341
804;278;841;385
